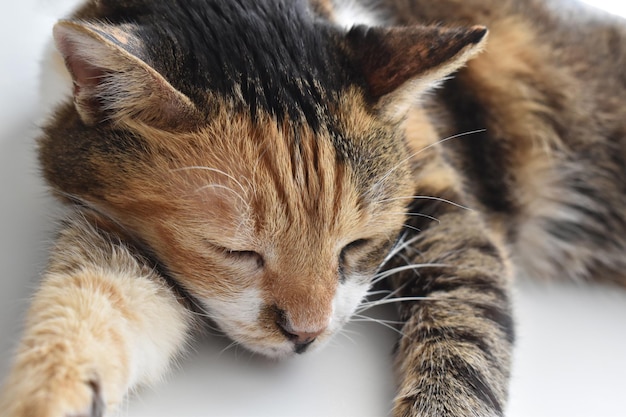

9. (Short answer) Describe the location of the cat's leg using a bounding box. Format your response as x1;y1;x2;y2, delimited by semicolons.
0;211;193;417
387;184;514;416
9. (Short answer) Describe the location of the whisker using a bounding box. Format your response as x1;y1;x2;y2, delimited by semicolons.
379;232;408;268
380;234;423;268
408;128;486;160
351;314;406;337
356;296;435;313
336;328;357;345
350;318;403;325
378;281;411;302
371;129;486;193
194;183;250;208
171;166;248;196
217;341;239;357
371;263;449;285
379;195;471;211
365;281;409;306
403;212;440;223
396;253;422;280
365;289;393;297
402;224;422;234
352;314;405;326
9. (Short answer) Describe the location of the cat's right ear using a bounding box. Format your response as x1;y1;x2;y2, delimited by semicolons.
53;20;202;129
345;24;488;120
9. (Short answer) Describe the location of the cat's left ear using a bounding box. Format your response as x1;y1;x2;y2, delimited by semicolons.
345;24;488;119
53;20;202;129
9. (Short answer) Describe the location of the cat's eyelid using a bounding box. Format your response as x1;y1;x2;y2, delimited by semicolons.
226;249;265;268
202;238;264;267
340;238;372;259
202;238;247;252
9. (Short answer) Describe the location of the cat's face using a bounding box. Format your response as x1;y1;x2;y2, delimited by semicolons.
43;0;486;357
95;93;413;357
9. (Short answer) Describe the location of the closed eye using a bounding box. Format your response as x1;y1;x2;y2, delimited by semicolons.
339;239;371;279
203;239;265;269
225;249;265;269
340;239;370;259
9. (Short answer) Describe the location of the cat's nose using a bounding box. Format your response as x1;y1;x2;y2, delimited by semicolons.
276;315;325;353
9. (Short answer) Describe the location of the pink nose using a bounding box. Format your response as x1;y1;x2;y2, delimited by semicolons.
276;316;326;353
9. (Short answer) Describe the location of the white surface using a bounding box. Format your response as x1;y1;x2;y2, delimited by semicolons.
1;1;626;416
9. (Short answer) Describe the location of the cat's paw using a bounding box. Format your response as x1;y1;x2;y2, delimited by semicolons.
0;371;105;417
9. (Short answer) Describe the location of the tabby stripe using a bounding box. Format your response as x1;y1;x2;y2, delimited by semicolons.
401;353;504;416
447;354;504;415
472;302;515;344
415;325;497;363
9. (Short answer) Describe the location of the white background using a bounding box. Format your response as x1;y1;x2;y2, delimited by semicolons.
1;1;626;416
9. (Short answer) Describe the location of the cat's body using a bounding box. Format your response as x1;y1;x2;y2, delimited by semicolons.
387;0;626;286
0;0;624;416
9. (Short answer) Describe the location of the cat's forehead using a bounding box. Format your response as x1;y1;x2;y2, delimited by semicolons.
132;90;409;240
161;101;411;248
179;91;410;202
90;0;351;128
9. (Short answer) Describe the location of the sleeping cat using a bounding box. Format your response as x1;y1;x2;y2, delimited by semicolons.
1;0;625;416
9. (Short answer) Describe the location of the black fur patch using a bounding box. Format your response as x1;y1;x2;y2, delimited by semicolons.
438;77;518;215
86;0;353;130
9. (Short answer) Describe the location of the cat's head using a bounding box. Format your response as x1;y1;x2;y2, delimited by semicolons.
41;0;486;357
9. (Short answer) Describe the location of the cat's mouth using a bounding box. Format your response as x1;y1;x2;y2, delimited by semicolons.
210;312;349;359
198;273;371;359
230;331;328;359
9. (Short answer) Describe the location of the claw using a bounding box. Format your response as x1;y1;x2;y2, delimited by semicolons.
87;380;105;417
68;380;105;417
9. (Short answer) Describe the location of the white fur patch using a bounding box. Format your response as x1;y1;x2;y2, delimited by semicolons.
201;287;264;336
333;0;382;28
330;276;370;331
199;276;369;358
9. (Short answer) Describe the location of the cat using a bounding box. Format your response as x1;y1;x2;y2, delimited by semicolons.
1;0;625;416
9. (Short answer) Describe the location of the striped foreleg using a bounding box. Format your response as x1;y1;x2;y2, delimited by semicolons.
388;203;514;417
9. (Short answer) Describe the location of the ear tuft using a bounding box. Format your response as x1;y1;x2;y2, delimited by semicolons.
53;20;202;130
346;24;488;105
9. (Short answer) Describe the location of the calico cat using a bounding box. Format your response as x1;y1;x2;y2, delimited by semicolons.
1;0;624;416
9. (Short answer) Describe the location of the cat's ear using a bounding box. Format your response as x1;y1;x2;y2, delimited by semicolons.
53;20;202;129
345;25;487;119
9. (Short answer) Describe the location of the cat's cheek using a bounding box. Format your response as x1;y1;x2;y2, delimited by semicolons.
329;277;371;332
197;290;297;358
200;288;264;335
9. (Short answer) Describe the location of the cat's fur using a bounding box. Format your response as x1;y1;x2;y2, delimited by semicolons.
1;0;624;416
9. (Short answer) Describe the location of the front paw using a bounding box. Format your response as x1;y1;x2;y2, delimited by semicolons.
0;368;105;417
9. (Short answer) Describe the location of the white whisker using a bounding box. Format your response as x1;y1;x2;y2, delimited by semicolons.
404;212;441;223
396;253;422;279
194;183;250;208
171;166;248;196
402;224;422;234
351;314;406;337
352;314;404;326
371;263;448;285
217;341;239;357
408;129;486;160
365;289;393;297
380;234;423;268
371;129;485;194
356;296;434;313
379;195;471;211
336;328;357;345
375;281;411;302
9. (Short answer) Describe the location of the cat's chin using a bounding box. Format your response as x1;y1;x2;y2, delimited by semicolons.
250;345;302;359
238;334;332;360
